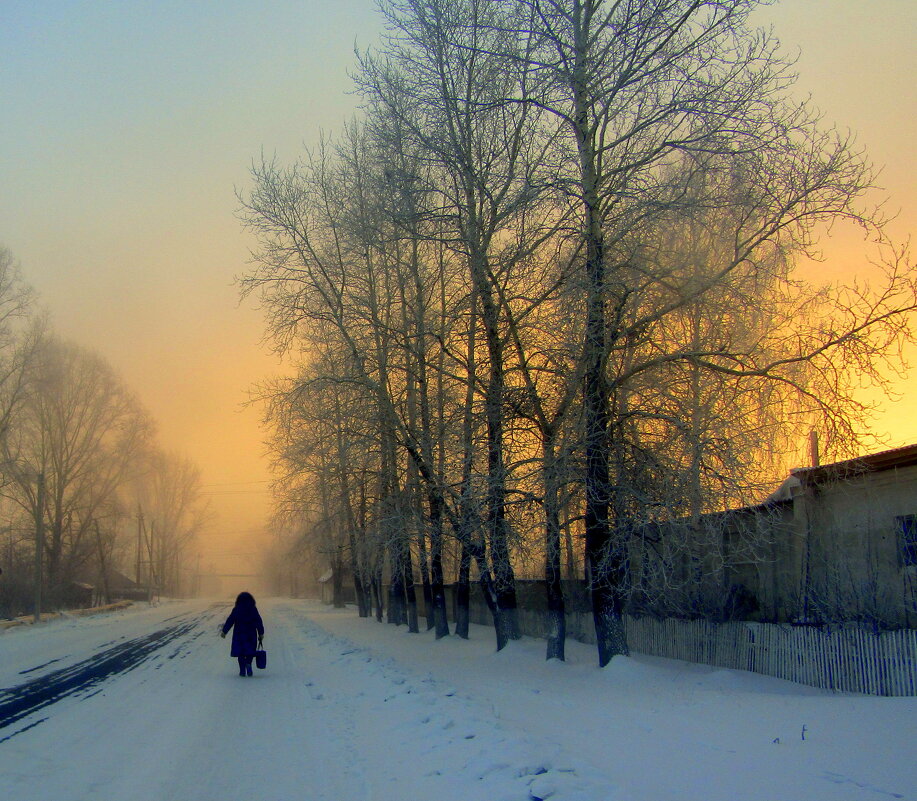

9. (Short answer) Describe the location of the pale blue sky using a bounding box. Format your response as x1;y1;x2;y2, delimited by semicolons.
1;0;381;564
0;0;914;565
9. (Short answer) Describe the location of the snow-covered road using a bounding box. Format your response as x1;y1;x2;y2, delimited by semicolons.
0;600;607;800
2;599;915;800
0;602;363;799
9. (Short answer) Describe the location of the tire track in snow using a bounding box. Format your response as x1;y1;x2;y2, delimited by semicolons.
0;610;213;742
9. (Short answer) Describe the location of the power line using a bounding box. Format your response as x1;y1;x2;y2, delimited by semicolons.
197;528;267;537
200;489;272;496
200;480;271;488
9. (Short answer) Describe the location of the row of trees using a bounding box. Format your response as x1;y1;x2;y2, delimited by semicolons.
242;0;917;664
0;246;208;618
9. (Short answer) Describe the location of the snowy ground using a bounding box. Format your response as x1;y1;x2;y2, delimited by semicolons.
1;599;914;801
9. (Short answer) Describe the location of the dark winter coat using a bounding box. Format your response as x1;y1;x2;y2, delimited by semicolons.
222;597;264;658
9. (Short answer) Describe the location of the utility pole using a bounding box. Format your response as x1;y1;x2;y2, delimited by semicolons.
147;520;154;603
809;429;821;468
94;519;111;606
136;505;143;585
34;472;45;624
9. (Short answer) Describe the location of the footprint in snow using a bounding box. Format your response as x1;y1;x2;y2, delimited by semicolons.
822;772;904;799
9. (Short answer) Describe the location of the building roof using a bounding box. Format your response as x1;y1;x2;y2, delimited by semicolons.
792;443;917;486
107;569;141;590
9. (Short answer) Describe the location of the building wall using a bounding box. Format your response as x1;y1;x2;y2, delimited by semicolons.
724;501;798;623
803;465;917;628
362;460;917;631
613;462;917;627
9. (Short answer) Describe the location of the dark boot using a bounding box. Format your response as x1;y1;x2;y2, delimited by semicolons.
238;657;246;676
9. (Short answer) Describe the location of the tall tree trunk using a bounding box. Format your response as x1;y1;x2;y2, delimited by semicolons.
455;541;471;639
333;388;371;618
402;537;420;633
432;231;451;641
372;569;384;622
406;232;449;639
470;240;519;647
582;255;629;664
417;525;434;630
332;553;345;608
349;527;371;618
379;387;413;627
543;434;566;661
387;543;407;625
573;1;628;665
427;487;449;638
404;363;434;631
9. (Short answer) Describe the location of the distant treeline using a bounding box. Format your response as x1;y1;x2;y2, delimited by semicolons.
0;246;208;618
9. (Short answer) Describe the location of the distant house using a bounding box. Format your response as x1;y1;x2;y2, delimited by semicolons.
105;569;149;602
76;568;150;605
319;566;355;606
656;444;917;628
61;581;95;609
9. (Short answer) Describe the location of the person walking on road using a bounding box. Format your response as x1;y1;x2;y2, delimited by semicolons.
220;591;264;677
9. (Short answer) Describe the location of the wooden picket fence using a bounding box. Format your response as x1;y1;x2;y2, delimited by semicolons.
447;584;917;695
621;615;917;696
495;605;917;695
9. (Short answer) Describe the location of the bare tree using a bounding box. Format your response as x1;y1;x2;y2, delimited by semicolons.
240;1;916;668
132;450;209;598
1;338;153;604
356;0;576;648
0;246;41;457
467;0;915;665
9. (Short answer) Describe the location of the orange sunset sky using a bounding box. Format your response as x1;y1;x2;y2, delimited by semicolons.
1;0;915;577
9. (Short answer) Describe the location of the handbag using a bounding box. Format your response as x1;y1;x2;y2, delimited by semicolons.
255;636;267;670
